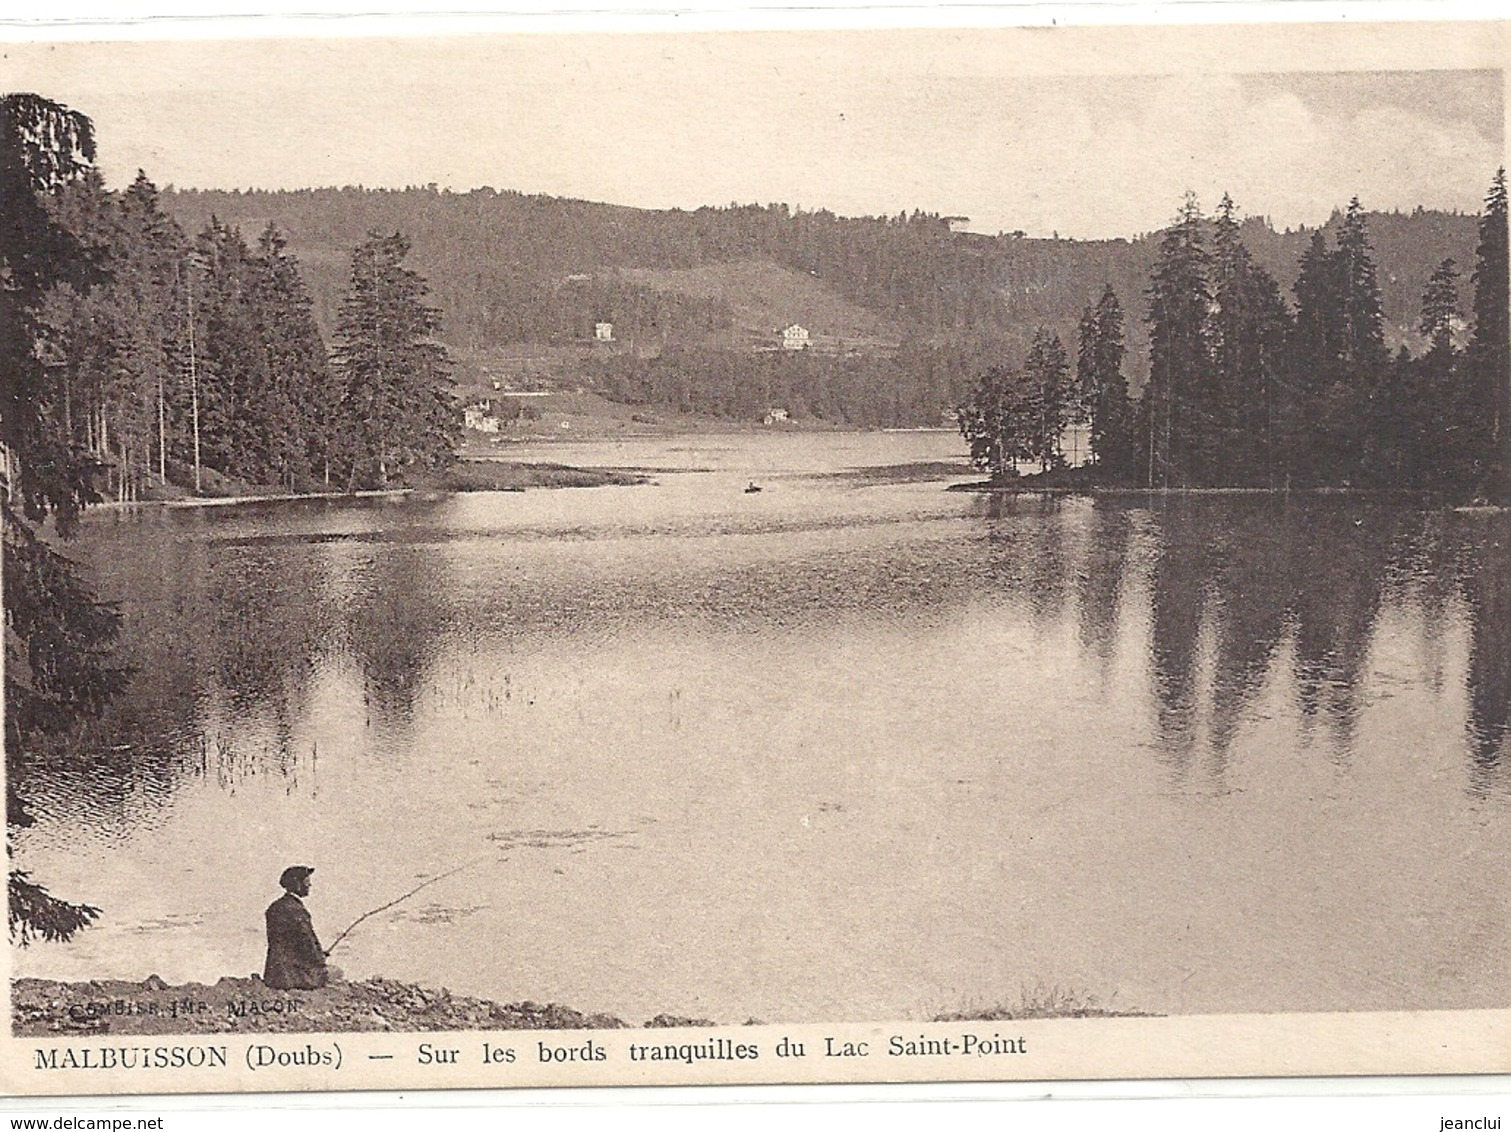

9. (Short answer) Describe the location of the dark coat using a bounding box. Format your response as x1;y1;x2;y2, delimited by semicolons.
264;892;328;990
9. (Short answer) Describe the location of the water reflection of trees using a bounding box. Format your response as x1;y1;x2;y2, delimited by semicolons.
1284;505;1399;755
973;495;1419;777
1459;512;1511;786
1075;504;1132;670
345;545;450;736
1146;505;1209;770
21;508;449;826
977;493;1076;624
26;493;1511;825
1147;500;1418;776
1118;497;1499;784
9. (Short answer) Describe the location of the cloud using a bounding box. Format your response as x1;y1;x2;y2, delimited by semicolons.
3;35;1497;239
955;73;1497;237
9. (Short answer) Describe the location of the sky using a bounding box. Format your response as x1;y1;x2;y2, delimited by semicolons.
0;22;1503;239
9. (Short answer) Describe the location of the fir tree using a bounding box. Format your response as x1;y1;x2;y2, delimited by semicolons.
116;172;187;492
1335;199;1391;484
1024;327;1070;471
1210;195;1291;486
1420;257;1462;356
1287;205;1388;487
1372;261;1461;491
36;170;189;501
251;225;336;490
1288;228;1345;485
332;231;459;488
2;95;102;527
1408;259;1464;489
1;94;128;944
1077;285;1134;480
1145;192;1213;487
191;218;273;482
1470;168;1509;499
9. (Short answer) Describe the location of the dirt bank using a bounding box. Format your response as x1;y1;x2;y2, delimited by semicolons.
11;976;711;1036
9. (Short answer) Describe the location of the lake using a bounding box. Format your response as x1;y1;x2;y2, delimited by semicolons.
12;430;1511;1025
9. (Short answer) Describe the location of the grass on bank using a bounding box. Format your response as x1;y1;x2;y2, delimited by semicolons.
932;984;1153;1022
432;460;648;492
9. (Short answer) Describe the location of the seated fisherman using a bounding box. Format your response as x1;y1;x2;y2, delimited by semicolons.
263;865;328;990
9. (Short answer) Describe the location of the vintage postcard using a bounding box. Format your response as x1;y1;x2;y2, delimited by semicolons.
1;10;1509;1099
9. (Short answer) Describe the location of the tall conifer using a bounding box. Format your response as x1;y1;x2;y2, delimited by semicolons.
1077;285;1133;480
1210;195;1291;486
1470;168;1509;498
1025;327;1070;471
332;231;459;488
1;94;127;944
1146;192;1213;486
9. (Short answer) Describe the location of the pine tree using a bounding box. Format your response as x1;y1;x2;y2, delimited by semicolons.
1077;285;1134;481
1335;198;1391;483
1470;168;1509;499
332;231;459;488
2;95;102;527
1289;228;1344;485
35;170;190;502
116;174;186;494
1024;327;1070;471
1145;192;1213;486
1210;195;1291;486
1407;258;1465;489
191;218;275;483
251;225;335;490
1421;258;1462;356
1;94;128;944
1287;204;1389;487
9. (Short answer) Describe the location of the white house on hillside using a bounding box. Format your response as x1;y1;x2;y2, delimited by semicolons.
781;324;810;351
464;401;501;433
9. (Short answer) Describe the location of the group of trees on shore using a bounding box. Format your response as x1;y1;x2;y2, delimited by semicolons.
23;144;457;501
960;176;1510;499
2;94;459;942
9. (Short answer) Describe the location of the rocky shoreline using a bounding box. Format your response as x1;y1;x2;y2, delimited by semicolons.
12;977;719;1037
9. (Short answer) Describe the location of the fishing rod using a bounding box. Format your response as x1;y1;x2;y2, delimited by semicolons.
324;855;495;956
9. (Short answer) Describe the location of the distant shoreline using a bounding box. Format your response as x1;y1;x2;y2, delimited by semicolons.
947;480;1508;509
89;460;650;515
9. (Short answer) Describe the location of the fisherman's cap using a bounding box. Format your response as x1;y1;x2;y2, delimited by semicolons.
279;865;315;890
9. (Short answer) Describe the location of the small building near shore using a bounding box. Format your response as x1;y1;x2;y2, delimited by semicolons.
764;408;790;426
464;401;502;433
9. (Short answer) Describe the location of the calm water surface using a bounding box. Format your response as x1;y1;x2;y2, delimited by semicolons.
13;431;1511;1024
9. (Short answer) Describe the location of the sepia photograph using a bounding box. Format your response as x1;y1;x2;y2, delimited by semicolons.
1;10;1509;1100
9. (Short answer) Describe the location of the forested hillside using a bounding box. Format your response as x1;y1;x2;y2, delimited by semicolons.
154;186;1483;434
